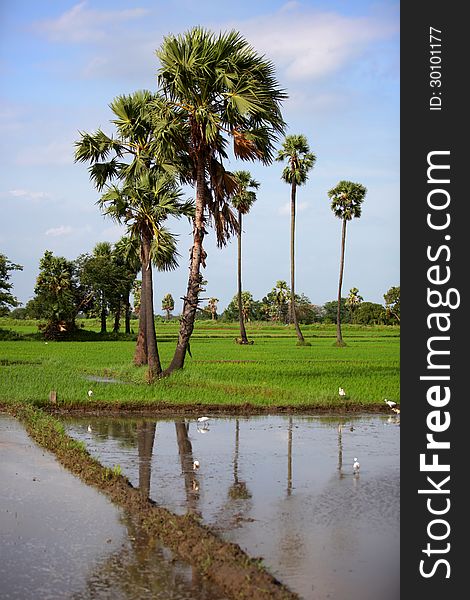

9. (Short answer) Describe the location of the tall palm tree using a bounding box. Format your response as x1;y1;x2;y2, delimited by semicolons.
276;134;316;344
345;286;363;324
231;170;259;344
154;27;286;374
328;181;367;346
75;91;192;381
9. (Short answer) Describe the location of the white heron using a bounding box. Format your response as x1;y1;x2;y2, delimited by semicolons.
197;416;209;424
384;399;396;408
339;387;346;397
193;460;200;470
353;457;360;472
87;424;92;433
87;390;93;398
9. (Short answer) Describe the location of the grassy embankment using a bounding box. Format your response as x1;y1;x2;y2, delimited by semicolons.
0;318;399;410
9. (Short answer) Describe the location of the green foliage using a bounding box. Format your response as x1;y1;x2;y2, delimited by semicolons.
354;302;388;325
231;171;259;214
32;251;82;338
0;253;23;315
322;299;351;324
384;286;400;323
276;134;316;186
328;180;367;221
162;293;175;319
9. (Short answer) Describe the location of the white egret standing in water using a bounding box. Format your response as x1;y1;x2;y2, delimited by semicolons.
384;399;396;408
87;424;92;433
353;457;360;472
339;387;346;397
193;460;200;470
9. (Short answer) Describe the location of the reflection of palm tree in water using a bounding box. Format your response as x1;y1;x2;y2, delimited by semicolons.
287;417;293;496
229;419;251;500
136;421;156;499
174;420;200;515
337;421;344;475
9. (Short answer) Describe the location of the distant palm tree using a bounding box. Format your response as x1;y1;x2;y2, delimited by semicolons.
276;135;316;344
207;297;219;320
328;181;367;346
155;27;286;374
345;287;363;324
231;171;259;344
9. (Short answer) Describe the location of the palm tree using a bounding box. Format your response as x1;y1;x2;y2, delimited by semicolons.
155;27;286;374
75;90;192;381
276;135;316;344
328;181;367;346
100;173;192;379
207;297;219;320
345;286;363;324
161;293;174;321
231;170;259;344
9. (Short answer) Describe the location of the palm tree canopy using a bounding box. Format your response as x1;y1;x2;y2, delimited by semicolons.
231;170;260;214
328;180;367;221
276;134;316;186
156;27;287;165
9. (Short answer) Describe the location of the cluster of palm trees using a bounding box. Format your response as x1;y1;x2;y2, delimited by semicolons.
75;26;367;381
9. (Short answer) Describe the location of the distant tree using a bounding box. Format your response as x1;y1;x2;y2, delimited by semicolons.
277;134;316;344
354;302;387;325
33;251;81;338
328;180;367;346
8;307;28;319
384;286;400;323
322;299;350;325
345;287;363;323
207;298;219;321
223;291;262;322
162;293;175;320
262;281;290;323
0;253;23;316
231;170;259;344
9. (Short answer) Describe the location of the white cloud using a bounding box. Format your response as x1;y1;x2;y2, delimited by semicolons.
34;1;150;43
278;201;309;216
236;9;398;80
8;189;51;201
45;225;73;237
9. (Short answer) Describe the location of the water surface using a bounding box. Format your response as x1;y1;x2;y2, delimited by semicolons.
65;414;400;600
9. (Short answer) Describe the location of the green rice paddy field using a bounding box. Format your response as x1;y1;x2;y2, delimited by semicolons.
0;319;399;409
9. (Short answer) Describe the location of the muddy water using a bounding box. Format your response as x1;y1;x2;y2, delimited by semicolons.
64;414;400;600
0;414;226;600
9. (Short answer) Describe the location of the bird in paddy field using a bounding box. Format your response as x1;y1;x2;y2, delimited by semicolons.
87;390;93;398
87;424;92;433
193;460;200;470
339;387;346;397
353;457;360;473
384;399;396;409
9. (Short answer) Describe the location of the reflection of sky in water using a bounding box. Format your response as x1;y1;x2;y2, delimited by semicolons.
66;414;400;600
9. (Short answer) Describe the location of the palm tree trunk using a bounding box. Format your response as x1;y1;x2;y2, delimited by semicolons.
336;219;347;346
100;295;107;334
237;211;249;344
137;421;156;499
124;289;131;334
113;300;121;333
290;181;305;343
141;231;162;380
134;279;148;365
163;158;206;374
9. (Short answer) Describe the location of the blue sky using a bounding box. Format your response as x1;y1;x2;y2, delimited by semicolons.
0;1;399;314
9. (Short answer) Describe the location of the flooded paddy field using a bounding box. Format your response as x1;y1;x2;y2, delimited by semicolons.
0;413;226;600
64;413;400;600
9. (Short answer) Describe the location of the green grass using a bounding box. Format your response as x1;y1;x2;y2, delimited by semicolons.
0;319;399;409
